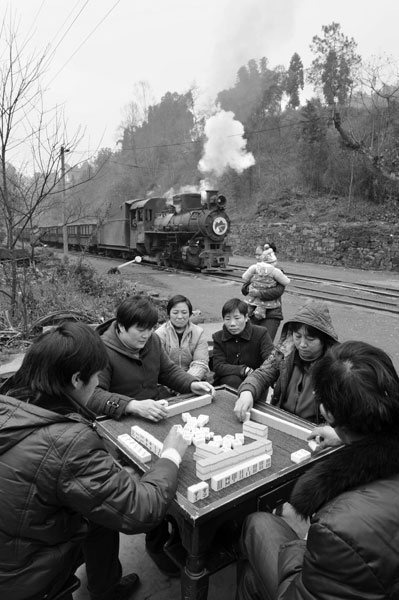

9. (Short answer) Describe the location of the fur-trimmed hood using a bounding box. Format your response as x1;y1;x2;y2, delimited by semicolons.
290;434;399;518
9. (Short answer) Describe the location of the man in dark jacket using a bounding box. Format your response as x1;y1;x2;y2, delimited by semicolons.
236;340;399;600
212;298;274;389
0;322;189;600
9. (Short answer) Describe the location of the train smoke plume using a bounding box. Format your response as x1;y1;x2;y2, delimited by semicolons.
198;109;255;176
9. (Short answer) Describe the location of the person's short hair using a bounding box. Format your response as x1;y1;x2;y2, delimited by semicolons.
222;298;248;318
312;341;399;434
289;322;336;350
6;322;107;398
116;295;158;330
166;294;193;316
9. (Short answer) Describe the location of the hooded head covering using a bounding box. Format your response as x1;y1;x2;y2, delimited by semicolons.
281;300;338;344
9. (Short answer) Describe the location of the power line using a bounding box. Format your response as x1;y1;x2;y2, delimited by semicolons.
47;1;91;60
47;0;122;85
127;115;330;150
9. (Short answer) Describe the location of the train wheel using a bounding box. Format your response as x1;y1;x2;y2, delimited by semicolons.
155;252;166;267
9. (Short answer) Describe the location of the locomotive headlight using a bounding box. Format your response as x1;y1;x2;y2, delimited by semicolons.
212;216;229;236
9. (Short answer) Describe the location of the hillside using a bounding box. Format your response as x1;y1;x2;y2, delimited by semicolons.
252;192;399;225
229;192;399;271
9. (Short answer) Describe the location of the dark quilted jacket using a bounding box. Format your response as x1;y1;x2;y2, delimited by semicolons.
0;393;178;599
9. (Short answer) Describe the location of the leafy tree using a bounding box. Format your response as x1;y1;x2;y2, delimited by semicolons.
120;90;199;193
217;58;285;124
298;100;329;190
286;53;304;109
308;22;361;106
331;57;399;195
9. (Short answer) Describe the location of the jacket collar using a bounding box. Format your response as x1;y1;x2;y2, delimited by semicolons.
101;320;151;360
165;320;192;339
221;320;252;342
290;434;399;518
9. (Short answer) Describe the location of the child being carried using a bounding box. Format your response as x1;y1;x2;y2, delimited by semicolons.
242;245;290;320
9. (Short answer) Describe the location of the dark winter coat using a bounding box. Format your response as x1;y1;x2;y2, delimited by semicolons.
87;319;197;418
0;391;178;599
238;302;338;422
241;280;284;320
278;434;399;599
212;321;274;385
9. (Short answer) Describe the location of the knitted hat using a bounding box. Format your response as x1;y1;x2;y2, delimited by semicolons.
261;247;277;263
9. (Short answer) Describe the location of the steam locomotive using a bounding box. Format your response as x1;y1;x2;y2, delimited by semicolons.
38;190;232;272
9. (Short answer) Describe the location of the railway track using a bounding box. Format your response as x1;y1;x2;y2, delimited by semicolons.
226;263;399;315
72;252;399;315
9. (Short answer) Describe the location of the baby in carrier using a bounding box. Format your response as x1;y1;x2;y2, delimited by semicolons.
242;245;290;320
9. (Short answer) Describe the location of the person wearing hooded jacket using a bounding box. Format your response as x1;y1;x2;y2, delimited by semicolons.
236;340;399;600
234;300;339;423
0;322;189;600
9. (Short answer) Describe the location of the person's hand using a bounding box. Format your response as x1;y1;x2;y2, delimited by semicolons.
234;391;254;422
242;366;254;378
126;399;169;421
276;502;310;539
190;381;215;397
307;425;342;450
163;424;189;459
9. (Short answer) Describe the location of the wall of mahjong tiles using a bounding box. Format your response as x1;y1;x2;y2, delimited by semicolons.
99;388;309;508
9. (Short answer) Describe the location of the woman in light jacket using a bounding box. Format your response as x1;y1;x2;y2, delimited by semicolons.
156;294;209;380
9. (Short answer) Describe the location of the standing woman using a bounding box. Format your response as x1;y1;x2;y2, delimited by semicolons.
242;243;284;341
156;294;209;380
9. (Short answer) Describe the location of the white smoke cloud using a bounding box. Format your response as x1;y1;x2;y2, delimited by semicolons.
198;109;255;176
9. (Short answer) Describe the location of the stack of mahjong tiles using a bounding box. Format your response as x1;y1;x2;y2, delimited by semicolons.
130;425;163;457
117;432;152;463
181;411;273;494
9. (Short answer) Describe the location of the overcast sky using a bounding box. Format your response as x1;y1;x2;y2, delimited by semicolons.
7;0;399;160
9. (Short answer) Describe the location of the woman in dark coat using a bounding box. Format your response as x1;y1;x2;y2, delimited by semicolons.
236;340;399;600
212;298;274;389
241;243;285;341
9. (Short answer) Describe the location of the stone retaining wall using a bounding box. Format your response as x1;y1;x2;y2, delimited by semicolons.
229;220;399;271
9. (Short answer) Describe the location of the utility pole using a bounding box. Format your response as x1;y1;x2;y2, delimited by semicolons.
60;145;70;263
